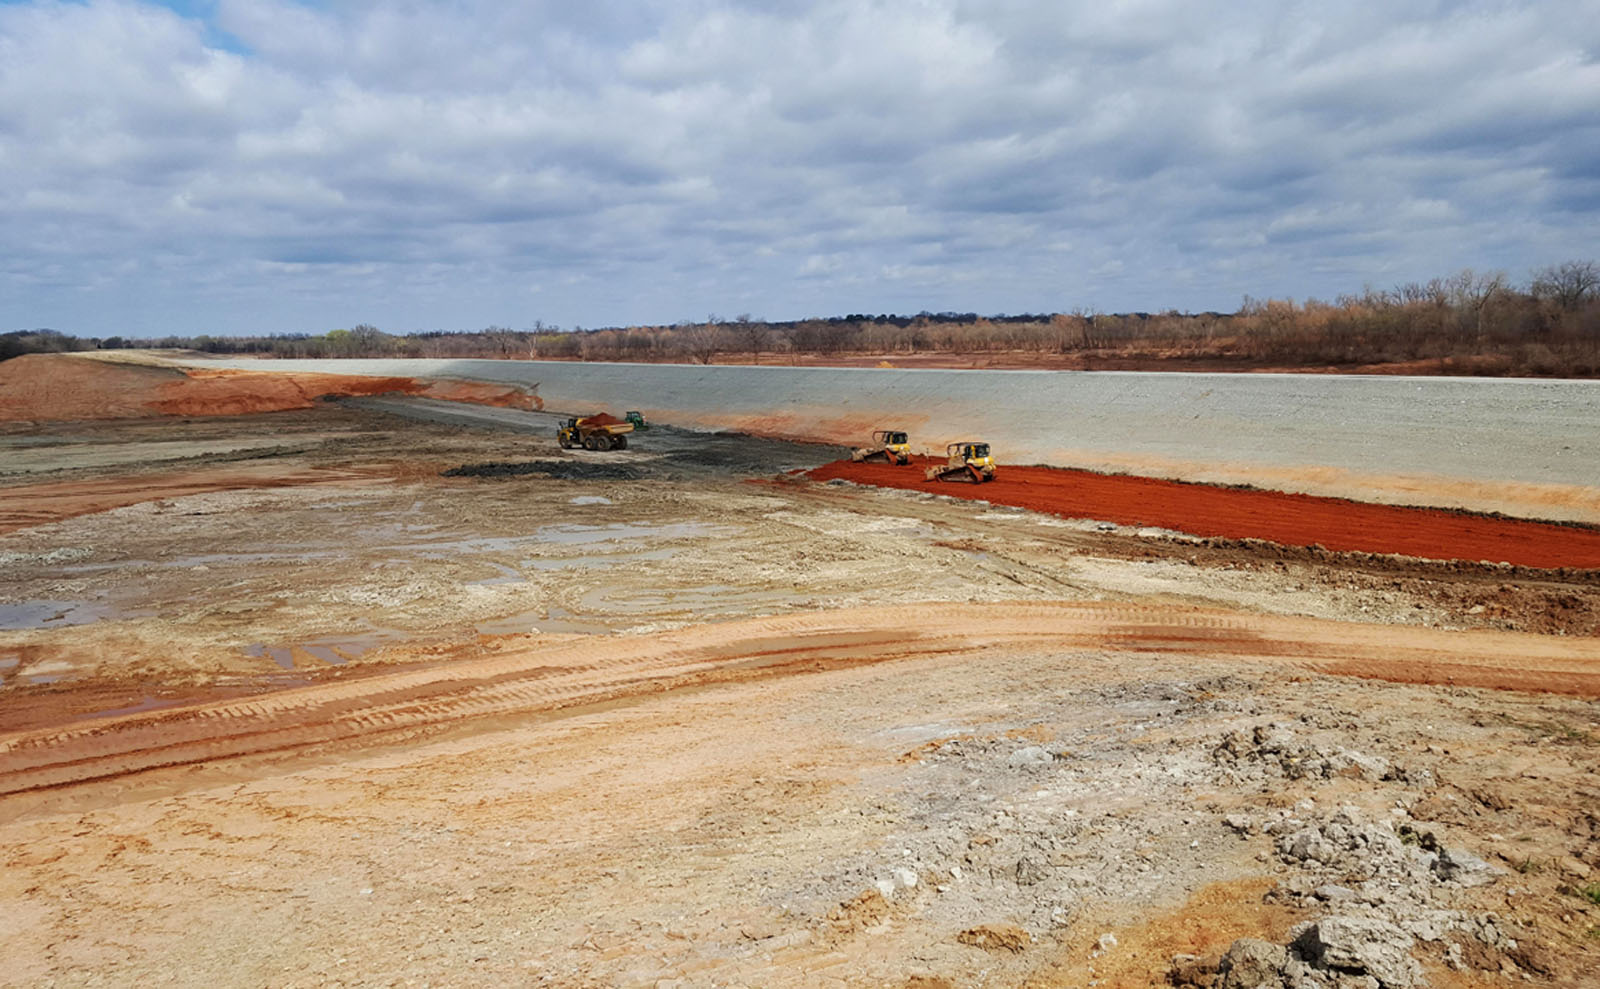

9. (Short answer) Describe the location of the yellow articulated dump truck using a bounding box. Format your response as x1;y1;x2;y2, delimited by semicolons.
557;412;635;451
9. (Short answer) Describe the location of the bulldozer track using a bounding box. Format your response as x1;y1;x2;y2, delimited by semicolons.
4;601;1599;796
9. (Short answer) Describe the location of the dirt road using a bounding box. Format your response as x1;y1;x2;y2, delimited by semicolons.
8;601;1598;797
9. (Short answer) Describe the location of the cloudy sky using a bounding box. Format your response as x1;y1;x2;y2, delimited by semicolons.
2;0;1597;337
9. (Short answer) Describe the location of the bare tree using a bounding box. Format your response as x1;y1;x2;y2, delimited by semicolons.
732;314;766;363
1447;269;1508;343
1531;260;1600;312
683;316;723;364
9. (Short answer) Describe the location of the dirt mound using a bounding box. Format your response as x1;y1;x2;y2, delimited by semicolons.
0;355;544;422
0;354;188;421
148;367;425;416
809;458;1600;569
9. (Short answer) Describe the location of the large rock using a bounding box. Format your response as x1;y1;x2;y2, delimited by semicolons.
1217;938;1287;989
1294;916;1419;988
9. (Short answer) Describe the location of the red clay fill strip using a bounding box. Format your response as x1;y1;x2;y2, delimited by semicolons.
807;458;1600;569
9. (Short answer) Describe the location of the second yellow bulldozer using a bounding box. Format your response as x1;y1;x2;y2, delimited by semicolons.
925;441;995;483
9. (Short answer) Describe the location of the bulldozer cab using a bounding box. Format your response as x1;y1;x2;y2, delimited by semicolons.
874;430;908;446
926;440;995;483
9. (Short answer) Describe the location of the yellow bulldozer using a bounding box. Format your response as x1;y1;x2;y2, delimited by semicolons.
851;429;912;465
925;441;995;483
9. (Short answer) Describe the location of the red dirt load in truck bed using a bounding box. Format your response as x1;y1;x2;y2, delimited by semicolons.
808;457;1600;569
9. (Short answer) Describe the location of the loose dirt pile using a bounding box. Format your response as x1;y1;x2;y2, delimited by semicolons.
0;353;543;423
810;458;1600;569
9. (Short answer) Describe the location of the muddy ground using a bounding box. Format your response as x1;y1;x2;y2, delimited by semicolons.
2;393;1599;988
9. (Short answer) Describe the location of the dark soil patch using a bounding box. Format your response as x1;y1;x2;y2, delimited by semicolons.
442;460;644;481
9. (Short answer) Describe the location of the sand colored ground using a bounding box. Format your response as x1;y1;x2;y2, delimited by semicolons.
809;457;1600;569
0;463;396;535
0;353;542;423
5;600;1600;798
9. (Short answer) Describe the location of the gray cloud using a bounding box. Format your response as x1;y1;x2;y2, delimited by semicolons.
1;0;1597;336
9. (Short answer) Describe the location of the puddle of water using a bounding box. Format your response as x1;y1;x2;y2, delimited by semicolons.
470;561;527;585
243;644;295;669
27;674;63;685
0;600;153;630
570;496;614;506
243;627;407;669
0;653;19;671
534;522;723;545
521;547;677;571
475;605;611;637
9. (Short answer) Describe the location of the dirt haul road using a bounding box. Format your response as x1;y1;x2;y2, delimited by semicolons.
3;357;1600;987
7;601;1599;795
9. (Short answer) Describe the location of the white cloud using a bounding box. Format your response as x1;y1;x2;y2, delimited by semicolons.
1;0;1597;335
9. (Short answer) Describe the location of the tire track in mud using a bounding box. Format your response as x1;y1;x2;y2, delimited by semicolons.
3;601;1599;795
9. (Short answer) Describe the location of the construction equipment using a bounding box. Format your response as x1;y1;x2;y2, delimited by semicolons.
925;441;995;483
624;410;649;431
557;412;634;451
851;429;911;465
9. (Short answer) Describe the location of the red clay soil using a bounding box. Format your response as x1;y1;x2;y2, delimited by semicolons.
808;457;1600;569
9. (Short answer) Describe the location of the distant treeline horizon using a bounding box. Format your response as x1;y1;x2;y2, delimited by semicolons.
6;260;1597;376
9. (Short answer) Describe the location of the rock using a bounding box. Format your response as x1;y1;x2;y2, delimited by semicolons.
1169;953;1221;987
1329;750;1391;780
893;867;919;889
1313;884;1357;902
1558;855;1592;879
1007;746;1054;767
1434;845;1500;886
1012;855;1050;886
874;878;897;899
957;923;1031;953
1224;813;1255;835
1095;932;1118;953
1294;916;1419;988
1217;937;1286;988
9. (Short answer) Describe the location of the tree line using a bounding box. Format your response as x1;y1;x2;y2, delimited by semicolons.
6;260;1597;375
